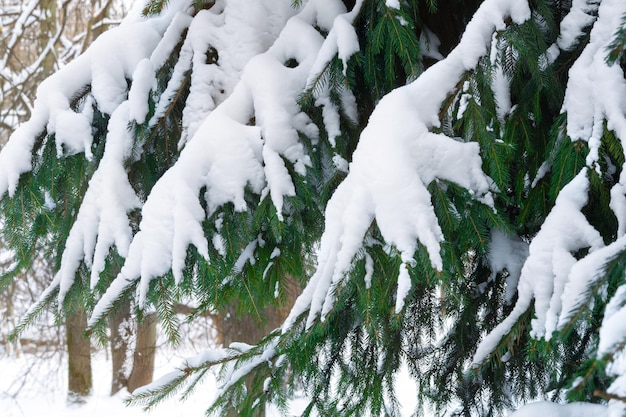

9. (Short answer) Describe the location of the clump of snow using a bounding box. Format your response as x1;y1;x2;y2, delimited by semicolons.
420;27;445;61
385;0;400;10
179;1;296;148
128;59;156;124
490;33;512;122
306;0;362;78
599;284;626;357
488;230;529;303
557;0;600;51
557;236;626;331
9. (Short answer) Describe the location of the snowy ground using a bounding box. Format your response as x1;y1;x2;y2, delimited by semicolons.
0;345;215;417
0;341;419;417
2;332;598;417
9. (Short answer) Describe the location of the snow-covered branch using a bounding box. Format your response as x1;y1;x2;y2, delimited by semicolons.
283;0;528;330
474;0;626;372
91;0;356;323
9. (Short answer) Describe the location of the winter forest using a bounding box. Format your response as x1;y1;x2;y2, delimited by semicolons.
1;0;626;416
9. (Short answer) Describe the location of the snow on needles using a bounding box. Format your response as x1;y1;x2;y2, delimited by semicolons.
507;401;607;417
283;0;529;329
92;0;355;321
473;170;603;364
474;0;626;367
0;1;193;305
0;18;162;198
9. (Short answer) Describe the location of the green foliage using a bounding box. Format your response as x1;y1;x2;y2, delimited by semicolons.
358;0;423;99
606;13;626;68
5;0;626;416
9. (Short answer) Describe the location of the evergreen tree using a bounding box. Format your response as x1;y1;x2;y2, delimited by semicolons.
1;0;626;416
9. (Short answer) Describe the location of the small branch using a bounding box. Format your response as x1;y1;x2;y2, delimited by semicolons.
594;390;626;403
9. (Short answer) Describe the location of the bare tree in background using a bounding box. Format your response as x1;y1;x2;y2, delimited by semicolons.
0;0;126;403
0;0;123;146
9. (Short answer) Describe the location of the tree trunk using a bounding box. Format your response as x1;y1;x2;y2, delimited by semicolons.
66;306;92;404
39;0;58;73
217;277;300;347
127;312;157;393
110;301;158;395
109;301;130;395
216;277;300;417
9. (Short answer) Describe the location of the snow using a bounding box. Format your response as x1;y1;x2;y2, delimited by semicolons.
395;262;412;313
0;344;214;417
488;230;529;303
419;27;445;61
0;0;39;71
55;100;143;302
562;0;626;165
475;0;626;369
364;252;374;290
0;1;191;307
490;33;512;122
0;342;426;417
474;169;603;363
557;0;600;51
284;0;526;329
3;0;626;414
128;59;156;124
87;0;359;315
233;238;259;274
599;283;626;356
557;236;626;331
178;0;295;147
507;401;607;417
305;0;361;157
306;0;361;78
385;0;400;10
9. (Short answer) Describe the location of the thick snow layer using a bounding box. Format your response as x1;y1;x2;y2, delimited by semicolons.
52;96;159;306
306;0;361;153
558;236;626;332
178;0;295;148
0;18;162;197
0;1;198;309
563;0;626;162
557;0;600;51
600;291;626;356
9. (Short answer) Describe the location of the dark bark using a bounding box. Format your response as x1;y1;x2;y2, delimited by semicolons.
127;312;157;393
216;276;300;417
110;302;158;395
109;301;131;395
66;306;92;404
217;277;300;347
